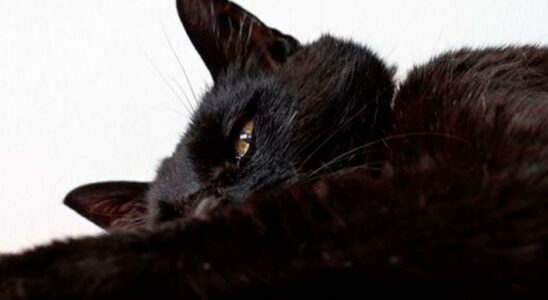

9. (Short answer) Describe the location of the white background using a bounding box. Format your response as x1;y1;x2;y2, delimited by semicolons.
0;0;547;253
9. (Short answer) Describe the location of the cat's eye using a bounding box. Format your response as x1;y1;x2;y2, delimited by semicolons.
234;120;254;160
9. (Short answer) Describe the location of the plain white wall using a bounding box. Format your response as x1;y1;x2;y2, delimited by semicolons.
0;0;547;253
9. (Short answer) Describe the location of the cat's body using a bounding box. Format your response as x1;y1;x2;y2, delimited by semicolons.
1;0;547;298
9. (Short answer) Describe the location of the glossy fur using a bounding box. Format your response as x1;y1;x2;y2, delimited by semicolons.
1;0;547;298
149;35;395;224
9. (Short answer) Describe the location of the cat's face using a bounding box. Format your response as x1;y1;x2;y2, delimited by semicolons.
64;0;395;231
148;74;297;222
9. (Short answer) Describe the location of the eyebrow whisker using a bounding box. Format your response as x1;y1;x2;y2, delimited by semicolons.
143;52;193;115
162;25;199;108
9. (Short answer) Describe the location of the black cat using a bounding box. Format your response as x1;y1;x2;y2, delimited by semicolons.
1;0;547;298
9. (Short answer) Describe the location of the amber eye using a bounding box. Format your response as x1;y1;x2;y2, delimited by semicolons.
234;120;254;160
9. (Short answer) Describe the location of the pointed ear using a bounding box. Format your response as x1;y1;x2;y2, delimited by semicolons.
177;0;300;81
64;181;150;232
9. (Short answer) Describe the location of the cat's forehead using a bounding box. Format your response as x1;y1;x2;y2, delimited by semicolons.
190;74;288;132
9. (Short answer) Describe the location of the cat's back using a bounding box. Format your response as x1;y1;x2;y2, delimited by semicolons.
390;46;548;173
394;46;548;139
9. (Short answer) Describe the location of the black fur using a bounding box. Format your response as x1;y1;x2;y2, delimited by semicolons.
149;36;395;224
1;0;547;298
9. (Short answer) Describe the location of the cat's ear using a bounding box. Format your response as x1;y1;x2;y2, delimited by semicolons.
64;181;150;232
177;0;300;80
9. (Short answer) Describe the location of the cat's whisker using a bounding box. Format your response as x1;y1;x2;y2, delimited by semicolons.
162;25;199;107
158;105;187;118
295;111;360;166
167;74;194;112
305;160;387;182
143;52;192;115
303;163;385;184
301;132;469;180
296;101;374;171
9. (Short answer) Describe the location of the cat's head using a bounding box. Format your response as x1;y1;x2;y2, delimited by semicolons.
64;0;395;231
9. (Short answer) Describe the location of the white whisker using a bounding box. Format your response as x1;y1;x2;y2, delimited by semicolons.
143;52;192;115
161;26;199;106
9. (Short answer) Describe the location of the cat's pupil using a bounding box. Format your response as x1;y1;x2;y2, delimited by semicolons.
235;120;254;160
